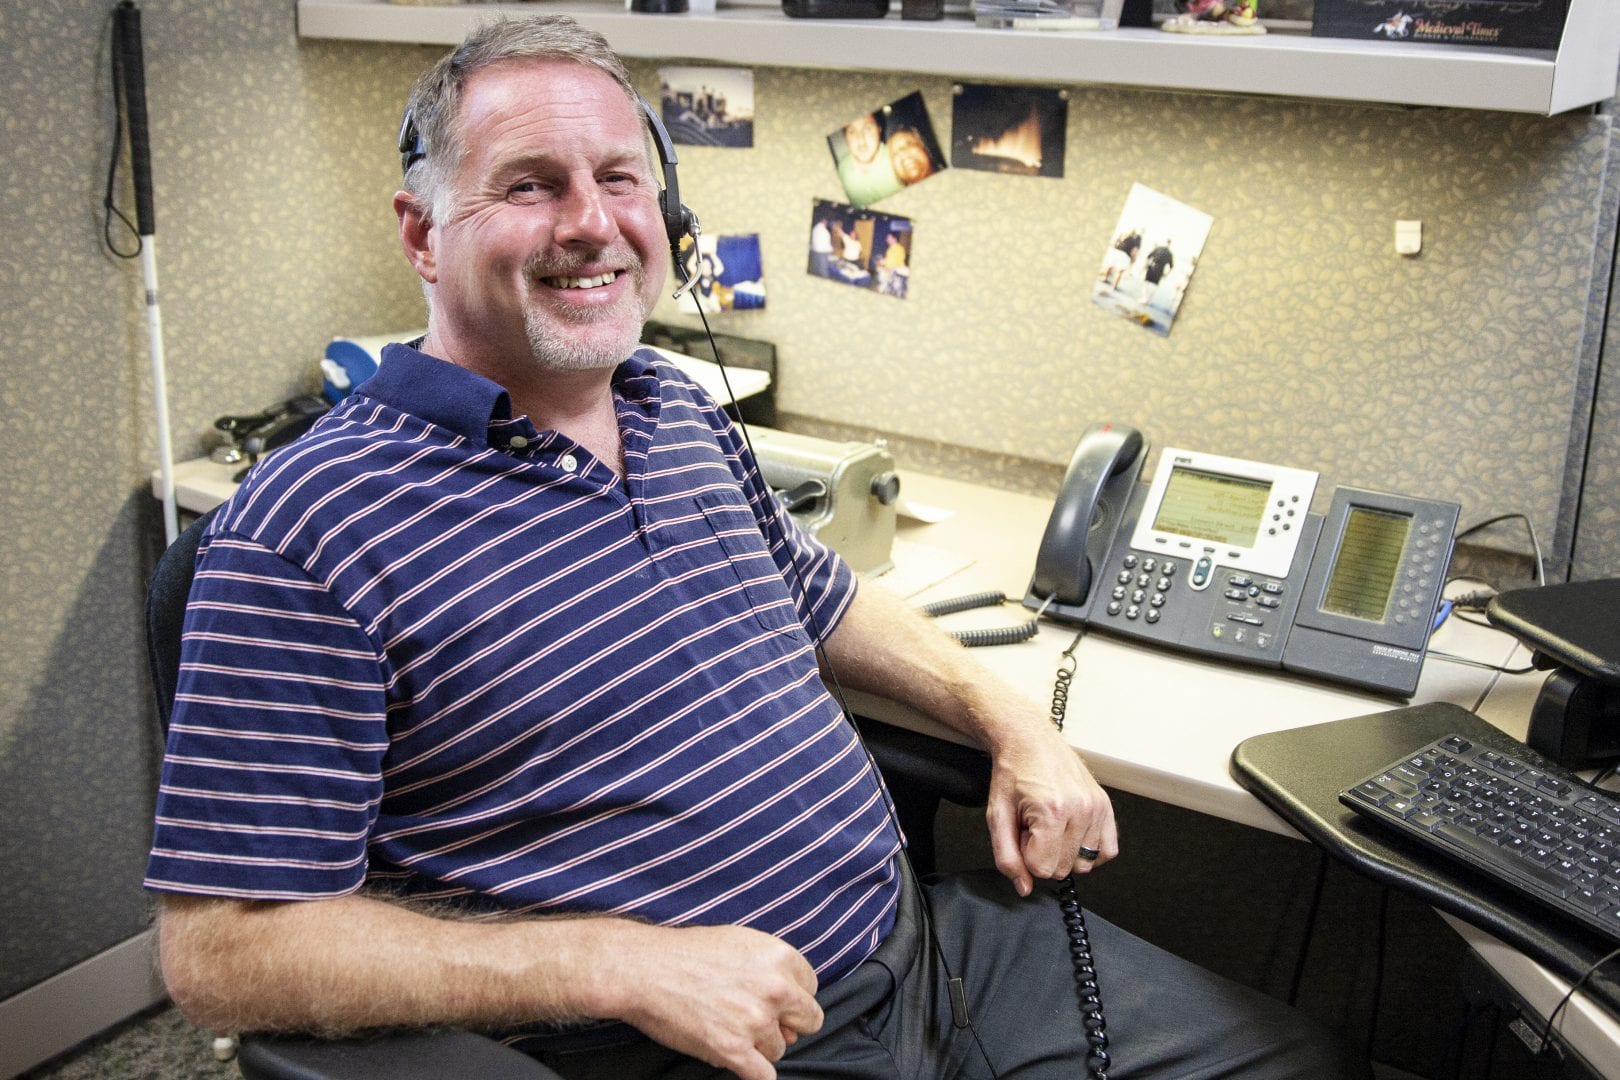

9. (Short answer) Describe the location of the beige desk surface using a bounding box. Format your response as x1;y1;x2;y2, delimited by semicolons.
161;458;1529;839
162;455;248;515
860;470;1528;838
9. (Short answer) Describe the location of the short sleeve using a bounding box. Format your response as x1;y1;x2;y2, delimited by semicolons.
145;530;390;900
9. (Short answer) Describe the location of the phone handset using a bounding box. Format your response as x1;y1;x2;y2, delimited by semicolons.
1026;423;1146;621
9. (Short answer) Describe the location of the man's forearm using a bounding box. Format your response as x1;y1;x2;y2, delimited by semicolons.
818;582;1037;753
158;891;630;1037
820;582;1119;890
158;890;824;1080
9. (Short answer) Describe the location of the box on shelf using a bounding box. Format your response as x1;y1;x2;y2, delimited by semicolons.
1310;0;1570;49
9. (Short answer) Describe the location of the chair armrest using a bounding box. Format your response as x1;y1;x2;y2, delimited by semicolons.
859;719;990;807
237;1029;563;1080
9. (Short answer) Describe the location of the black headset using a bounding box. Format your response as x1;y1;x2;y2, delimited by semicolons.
396;95;699;260
637;97;701;260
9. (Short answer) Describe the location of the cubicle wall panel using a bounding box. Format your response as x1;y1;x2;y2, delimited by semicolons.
0;509;162;1007
1555;120;1617;582
643;61;1614;574
0;0;167;1007
1573;181;1620;581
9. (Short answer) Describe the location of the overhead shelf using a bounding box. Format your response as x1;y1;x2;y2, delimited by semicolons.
296;0;1618;115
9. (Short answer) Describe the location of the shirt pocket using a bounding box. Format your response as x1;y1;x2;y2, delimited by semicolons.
695;492;801;635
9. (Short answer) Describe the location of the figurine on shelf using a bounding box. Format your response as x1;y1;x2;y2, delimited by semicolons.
1160;0;1265;34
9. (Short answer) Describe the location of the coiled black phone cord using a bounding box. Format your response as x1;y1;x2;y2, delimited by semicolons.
918;591;1041;647
1051;627;1110;1080
1058;878;1111;1078
684;197;1105;1079
1050;643;1076;731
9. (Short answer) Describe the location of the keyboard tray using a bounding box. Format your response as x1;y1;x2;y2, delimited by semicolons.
1230;701;1620;1017
1342;734;1620;944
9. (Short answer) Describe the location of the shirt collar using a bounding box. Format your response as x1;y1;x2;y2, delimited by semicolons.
357;342;664;446
361;343;512;444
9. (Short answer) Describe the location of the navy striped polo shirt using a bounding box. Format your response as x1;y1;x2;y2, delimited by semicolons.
146;343;902;984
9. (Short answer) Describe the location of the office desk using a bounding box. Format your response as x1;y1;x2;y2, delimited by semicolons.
161;455;255;515
159;459;1517;836
156;459;1526;836
864;469;1619;1077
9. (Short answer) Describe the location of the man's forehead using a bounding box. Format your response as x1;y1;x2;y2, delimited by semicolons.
461;58;638;128
456;62;647;163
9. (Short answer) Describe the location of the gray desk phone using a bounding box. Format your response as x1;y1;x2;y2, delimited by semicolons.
1023;423;1461;697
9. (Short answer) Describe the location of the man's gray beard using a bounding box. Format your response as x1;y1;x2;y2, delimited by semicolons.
523;307;645;372
521;256;651;372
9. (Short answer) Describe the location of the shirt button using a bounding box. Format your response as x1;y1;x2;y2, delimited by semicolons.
560;453;578;473
508;435;528;450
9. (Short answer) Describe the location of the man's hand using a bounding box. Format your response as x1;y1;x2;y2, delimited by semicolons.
983;719;1118;896
614;923;823;1080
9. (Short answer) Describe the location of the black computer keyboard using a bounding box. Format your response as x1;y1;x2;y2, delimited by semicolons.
1341;734;1620;944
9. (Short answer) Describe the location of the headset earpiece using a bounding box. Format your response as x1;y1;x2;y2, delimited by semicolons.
398;108;425;176
661;189;699;252
640;97;700;253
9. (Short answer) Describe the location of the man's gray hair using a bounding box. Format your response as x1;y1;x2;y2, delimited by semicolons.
400;15;644;222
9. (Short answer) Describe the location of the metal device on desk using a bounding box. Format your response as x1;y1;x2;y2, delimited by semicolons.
210;394;329;474
749;427;901;574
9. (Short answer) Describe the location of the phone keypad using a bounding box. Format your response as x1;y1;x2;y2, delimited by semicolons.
1105;555;1177;623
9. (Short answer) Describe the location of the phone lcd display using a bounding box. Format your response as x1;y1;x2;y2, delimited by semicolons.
1151;467;1271;547
1321;507;1411;622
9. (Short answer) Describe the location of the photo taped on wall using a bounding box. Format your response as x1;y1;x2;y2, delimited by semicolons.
659;65;756;147
677;232;766;314
951;83;1069;178
1091;182;1213;337
807;198;913;300
826;91;947;209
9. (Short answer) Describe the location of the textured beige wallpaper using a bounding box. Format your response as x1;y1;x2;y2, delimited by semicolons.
1;0;1614;1011
629;59;1615;579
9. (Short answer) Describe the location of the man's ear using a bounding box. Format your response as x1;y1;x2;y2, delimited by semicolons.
394;190;437;284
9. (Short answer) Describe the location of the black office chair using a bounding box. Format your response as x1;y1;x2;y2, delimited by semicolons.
145;510;989;1080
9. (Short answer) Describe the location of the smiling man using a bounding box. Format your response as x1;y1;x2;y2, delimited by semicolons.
396;50;667;468
147;15;1368;1080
